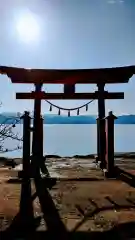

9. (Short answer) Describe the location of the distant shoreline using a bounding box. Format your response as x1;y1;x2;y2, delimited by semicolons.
43;152;135;159
1;113;135;124
1;152;135;172
1;152;135;160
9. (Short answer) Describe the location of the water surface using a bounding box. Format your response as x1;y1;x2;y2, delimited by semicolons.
2;124;135;158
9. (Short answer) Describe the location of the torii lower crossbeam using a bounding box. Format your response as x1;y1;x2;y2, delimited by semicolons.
16;92;124;100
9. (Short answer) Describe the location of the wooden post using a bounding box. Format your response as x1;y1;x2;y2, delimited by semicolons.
32;83;43;177
40;116;43;158
39;116;44;173
96;118;100;162
105;111;117;177
39;116;50;177
97;83;106;169
64;84;75;94
18;111;31;178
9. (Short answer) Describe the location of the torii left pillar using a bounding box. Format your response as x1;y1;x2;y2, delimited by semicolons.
32;83;43;177
17;84;46;178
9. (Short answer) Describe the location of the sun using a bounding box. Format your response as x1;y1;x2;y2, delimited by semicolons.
16;12;40;44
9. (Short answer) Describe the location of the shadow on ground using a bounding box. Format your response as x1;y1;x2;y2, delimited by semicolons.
1;166;135;239
115;166;135;188
1;221;135;239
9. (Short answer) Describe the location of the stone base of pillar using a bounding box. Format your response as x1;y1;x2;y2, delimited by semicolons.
103;167;117;178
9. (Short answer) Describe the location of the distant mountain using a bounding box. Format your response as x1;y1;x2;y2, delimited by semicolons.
115;115;135;124
0;113;135;124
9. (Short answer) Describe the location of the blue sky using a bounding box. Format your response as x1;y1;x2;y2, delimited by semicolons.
0;0;135;116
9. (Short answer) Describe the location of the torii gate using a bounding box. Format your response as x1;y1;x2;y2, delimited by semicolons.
0;65;135;171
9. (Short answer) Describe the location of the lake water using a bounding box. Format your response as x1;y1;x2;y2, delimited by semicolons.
2;124;135;158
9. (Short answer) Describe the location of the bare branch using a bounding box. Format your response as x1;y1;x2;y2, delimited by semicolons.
0;105;23;153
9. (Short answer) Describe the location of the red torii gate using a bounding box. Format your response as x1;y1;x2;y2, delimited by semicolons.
0;65;135;171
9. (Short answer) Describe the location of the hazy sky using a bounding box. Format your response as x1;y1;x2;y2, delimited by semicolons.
0;0;135;115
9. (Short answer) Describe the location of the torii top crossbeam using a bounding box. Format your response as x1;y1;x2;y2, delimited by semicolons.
0;65;135;84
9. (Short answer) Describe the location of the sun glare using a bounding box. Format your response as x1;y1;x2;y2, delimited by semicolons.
16;12;40;44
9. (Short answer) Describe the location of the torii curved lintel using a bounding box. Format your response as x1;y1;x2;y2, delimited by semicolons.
0;65;135;84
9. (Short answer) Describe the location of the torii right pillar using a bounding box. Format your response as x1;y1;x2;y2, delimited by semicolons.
105;111;117;177
97;83;106;169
